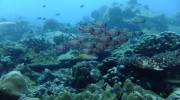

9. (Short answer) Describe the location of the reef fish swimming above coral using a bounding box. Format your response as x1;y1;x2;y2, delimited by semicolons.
0;0;180;100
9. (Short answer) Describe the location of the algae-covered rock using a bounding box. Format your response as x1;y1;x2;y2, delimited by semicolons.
26;50;60;71
0;71;29;97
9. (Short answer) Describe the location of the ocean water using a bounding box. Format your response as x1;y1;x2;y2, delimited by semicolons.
0;0;179;24
0;0;180;100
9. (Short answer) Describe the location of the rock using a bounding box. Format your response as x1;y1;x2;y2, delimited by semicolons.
71;61;101;89
0;22;17;37
0;71;29;99
167;88;180;100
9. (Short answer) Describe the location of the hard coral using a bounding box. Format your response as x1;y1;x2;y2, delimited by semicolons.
71;61;101;89
22;37;52;53
116;49;180;71
133;31;180;57
121;79;164;100
0;71;29;99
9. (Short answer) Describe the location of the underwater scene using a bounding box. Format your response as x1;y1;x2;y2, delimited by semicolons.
0;0;180;100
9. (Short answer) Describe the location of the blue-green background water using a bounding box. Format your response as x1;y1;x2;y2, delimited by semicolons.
0;0;179;24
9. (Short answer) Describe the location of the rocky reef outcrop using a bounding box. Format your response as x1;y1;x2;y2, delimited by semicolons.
133;31;180;57
71;61;101;89
98;31;180;98
90;0;168;31
0;71;39;100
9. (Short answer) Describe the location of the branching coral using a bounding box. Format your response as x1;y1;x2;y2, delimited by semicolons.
22;37;52;53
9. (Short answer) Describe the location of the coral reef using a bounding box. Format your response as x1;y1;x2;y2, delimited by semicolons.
98;48;179;97
26;50;59;71
91;0;168;31
133;31;180;57
71;61;101;89
0;1;179;100
0;21;30;41
118;49;180;70
53;34;70;45
28;68;75;98
103;66;125;86
98;57;118;75
21;37;52;53
43;19;60;32
121;79;165;100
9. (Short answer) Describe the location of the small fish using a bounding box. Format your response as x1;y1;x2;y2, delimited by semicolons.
55;13;60;16
110;88;116;93
42;5;46;8
125;32;134;38
0;63;3;70
132;17;146;24
120;28;129;33
78;21;88;26
42;18;46;20
36;17;42;20
95;43;107;51
80;5;84;8
91;21;107;28
28;30;34;34
66;39;81;47
82;42;96;49
55;44;68;52
77;53;98;60
134;31;144;36
91;28;104;35
112;2;119;6
77;26;95;33
90;49;101;54
107;40;119;46
95;36;112;43
81;49;92;54
156;97;158;100
75;36;88;43
117;35;128;44
124;31;143;39
105;29;119;36
146;82;151;88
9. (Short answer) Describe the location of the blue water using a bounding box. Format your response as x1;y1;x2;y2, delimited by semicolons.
0;0;179;24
